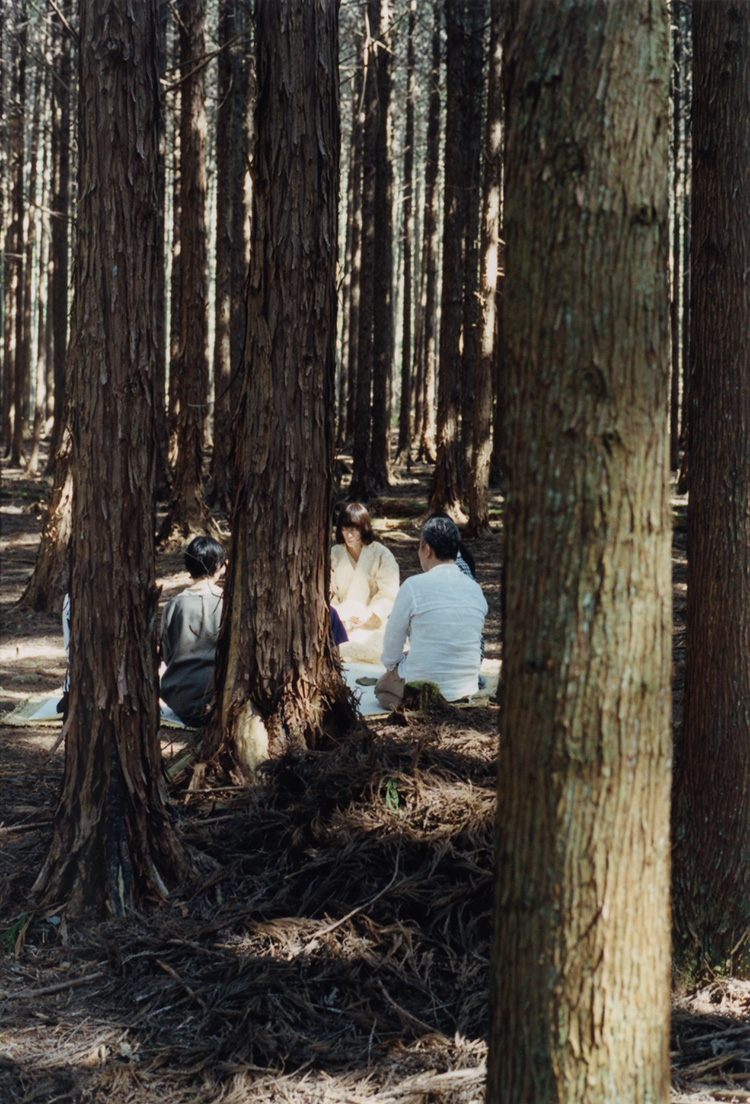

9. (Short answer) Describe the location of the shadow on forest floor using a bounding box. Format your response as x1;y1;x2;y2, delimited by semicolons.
0;452;700;1103
0;452;500;1103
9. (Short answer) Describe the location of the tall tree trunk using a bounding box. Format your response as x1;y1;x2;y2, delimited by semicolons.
160;0;212;541
27;47;48;476
4;0;26;465
206;0;354;771
337;87;355;450
209;0;249;512
487;3;672;1103
672;0;750;979
350;4;377;501
33;0;183;917
416;3;440;464
670;12;683;473
395;0;416;466
153;0;171;499
167;61;181;460
675;0;693;495
430;0;466;515
369;0;393;490
458;0;485;486
345;63;363;449
467;0;502;537
46;0;72;473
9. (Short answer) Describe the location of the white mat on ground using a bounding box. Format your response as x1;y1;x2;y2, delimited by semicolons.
3;662;501;727
342;661;388;716
341;658;500;717
2;694;188;728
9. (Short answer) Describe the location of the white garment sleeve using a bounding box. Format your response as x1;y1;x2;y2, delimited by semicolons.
367;544;400;625
380;581;414;670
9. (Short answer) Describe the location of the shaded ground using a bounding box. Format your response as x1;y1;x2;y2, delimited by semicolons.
0;456;500;1103
0;455;729;1104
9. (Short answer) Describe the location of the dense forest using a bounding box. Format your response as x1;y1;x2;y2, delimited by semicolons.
2;1;750;1103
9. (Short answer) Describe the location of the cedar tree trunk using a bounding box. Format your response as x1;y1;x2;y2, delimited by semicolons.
467;0;502;538
160;0;212;541
206;0;354;768
672;0;750;979
487;3;672;1102
33;0;183;916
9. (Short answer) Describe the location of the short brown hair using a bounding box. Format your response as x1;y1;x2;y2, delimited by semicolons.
335;502;374;545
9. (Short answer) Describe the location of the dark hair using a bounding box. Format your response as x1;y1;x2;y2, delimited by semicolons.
335;502;375;545
430;511;475;576
421;515;460;561
184;535;226;579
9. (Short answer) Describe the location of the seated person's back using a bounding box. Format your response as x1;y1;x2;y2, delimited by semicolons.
377;516;487;708
160;535;225;725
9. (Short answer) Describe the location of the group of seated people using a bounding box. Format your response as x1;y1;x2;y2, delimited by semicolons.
151;505;488;726
330;504;487;711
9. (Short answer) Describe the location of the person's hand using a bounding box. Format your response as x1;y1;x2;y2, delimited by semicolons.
347;615;364;629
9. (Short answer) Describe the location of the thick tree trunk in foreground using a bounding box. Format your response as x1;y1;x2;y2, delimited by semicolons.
33;0;183;916
672;0;750;979
206;0;354;769
487;3;672;1103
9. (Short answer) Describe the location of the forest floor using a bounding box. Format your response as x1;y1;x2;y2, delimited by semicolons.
0;450;744;1104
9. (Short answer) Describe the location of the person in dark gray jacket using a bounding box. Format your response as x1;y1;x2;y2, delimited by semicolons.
160;535;226;726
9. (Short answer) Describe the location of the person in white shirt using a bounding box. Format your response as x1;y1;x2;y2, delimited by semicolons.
375;516;488;710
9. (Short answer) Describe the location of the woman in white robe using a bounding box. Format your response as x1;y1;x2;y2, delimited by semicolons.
331;502;400;663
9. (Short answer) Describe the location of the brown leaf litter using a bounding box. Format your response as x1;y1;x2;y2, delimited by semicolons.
0;711;497;1103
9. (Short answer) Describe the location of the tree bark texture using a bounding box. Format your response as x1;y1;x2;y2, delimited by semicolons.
344;63;363;447
458;0;485;486
395;0;416;464
209;0;352;762
33;0;183;916
26;49;46;476
3;0;25;463
415;4;440;463
161;0;210;540
47;1;71;470
209;0;249;511
487;3;672;1103
369;0;394;490
672;0;750;978
430;0;467;515
153;0;171;499
468;0;502;537
350;3;377;501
